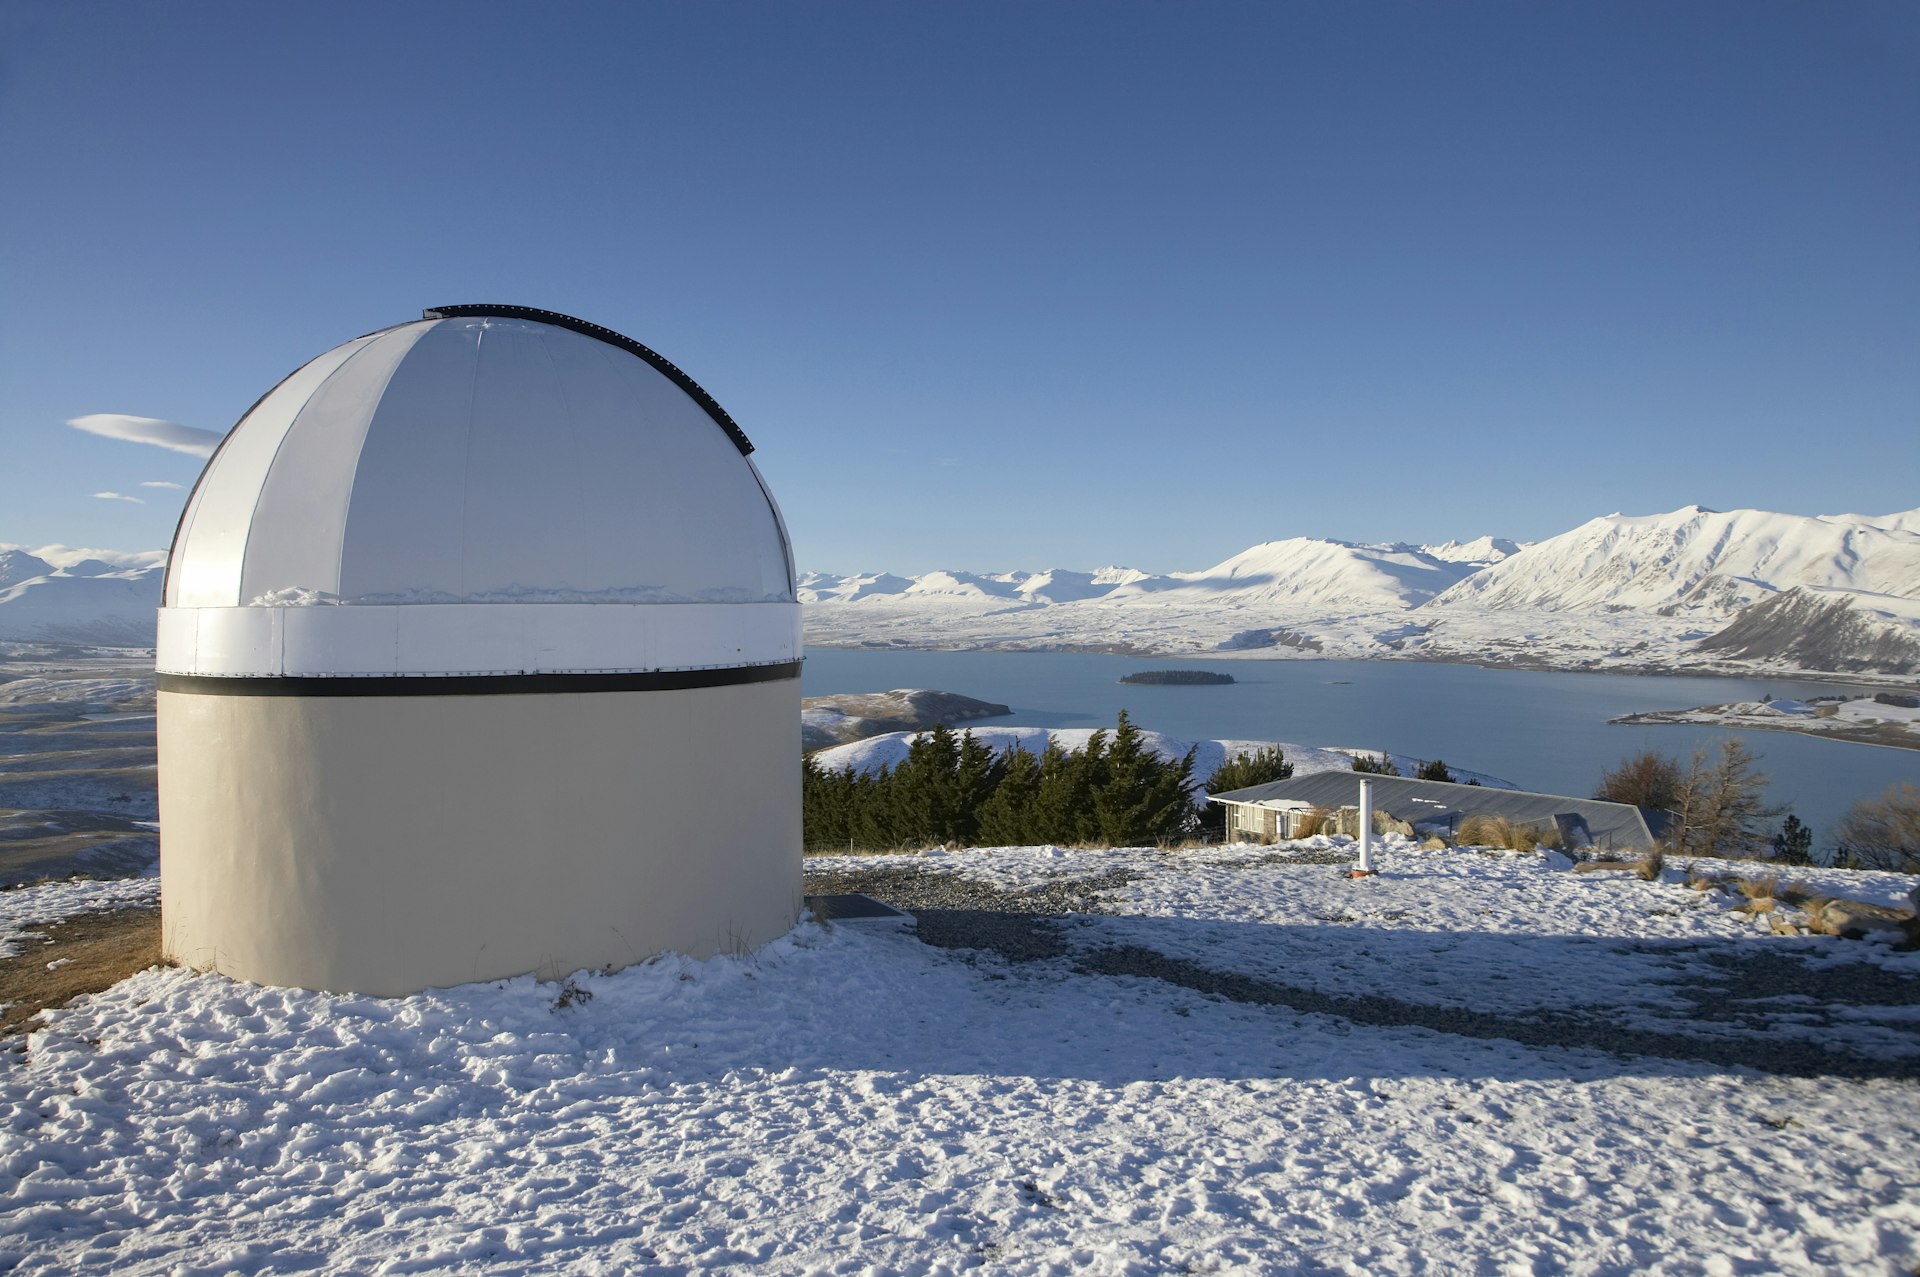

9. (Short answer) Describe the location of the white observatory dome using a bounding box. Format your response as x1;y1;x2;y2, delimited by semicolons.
158;305;796;679
156;306;804;995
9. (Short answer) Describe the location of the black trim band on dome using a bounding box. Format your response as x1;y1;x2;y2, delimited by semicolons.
156;660;801;698
422;304;755;456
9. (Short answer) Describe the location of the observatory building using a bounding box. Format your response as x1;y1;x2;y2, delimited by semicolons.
155;306;802;996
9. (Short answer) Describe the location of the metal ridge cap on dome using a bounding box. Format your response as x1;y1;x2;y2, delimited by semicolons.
422;304;755;456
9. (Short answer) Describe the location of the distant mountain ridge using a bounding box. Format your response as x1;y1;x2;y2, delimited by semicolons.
1425;505;1920;616
10;506;1920;676
800;535;1517;614
802;506;1920;677
0;545;167;648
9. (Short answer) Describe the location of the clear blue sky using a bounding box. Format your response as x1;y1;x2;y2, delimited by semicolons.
3;1;1915;574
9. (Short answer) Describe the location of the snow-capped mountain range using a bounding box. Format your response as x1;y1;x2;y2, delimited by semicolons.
6;506;1918;677
0;547;167;648
1427;506;1920;615
801;537;1514;613
802;505;1920;677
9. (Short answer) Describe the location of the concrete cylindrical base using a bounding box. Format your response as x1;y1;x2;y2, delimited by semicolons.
157;677;800;996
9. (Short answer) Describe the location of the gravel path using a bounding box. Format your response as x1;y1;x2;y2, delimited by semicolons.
805;859;1920;1080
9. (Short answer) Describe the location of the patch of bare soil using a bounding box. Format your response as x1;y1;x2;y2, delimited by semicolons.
1;905;162;1036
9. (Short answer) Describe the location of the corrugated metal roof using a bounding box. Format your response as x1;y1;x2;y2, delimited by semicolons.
1209;772;1660;851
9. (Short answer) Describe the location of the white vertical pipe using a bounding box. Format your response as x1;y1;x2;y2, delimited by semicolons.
1355;777;1374;875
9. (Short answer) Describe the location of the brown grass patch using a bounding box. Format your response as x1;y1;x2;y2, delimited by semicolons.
1634;848;1665;881
1291;806;1333;839
1456;814;1561;852
0;905;162;1036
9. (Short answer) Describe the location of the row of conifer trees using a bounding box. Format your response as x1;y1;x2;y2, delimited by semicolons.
803;712;1294;851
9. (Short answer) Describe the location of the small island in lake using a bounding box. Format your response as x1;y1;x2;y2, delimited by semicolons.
1118;669;1235;686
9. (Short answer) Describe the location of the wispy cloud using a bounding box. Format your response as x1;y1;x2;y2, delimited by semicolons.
92;491;145;504
139;480;185;489
68;413;222;457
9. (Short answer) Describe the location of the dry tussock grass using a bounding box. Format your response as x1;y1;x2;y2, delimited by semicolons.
1;905;162;1036
1292;806;1333;838
1457;814;1561;852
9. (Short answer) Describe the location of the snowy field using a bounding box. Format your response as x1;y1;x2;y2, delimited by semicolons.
4;841;1918;1275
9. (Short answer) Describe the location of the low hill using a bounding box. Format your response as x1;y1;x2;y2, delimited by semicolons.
801;688;1010;751
1695;587;1920;675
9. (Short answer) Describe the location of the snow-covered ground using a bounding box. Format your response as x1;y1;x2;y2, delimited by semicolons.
0;676;154;710
0;874;158;960
5;842;1917;1275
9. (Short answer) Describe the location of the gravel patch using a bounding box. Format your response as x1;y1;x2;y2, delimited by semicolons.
1073;945;1917;1080
806;859;1920;1080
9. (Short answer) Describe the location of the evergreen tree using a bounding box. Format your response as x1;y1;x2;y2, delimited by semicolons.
1080;711;1197;847
803;756;868;850
1770;813;1814;866
1201;746;1293;838
851;763;897;848
1351;753;1400;776
888;724;989;846
801;755;836;849
976;742;1043;845
1415;758;1455;783
1204;747;1293;795
1033;732;1104;845
949;729;1005;844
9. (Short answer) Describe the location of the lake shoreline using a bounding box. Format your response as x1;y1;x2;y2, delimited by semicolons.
1611;709;1920;754
803;638;1899;692
800;648;1916;839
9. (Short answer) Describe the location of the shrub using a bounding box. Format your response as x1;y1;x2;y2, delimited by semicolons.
1595;750;1684;810
1668;740;1781;859
1830;782;1920;872
1770;814;1814;866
